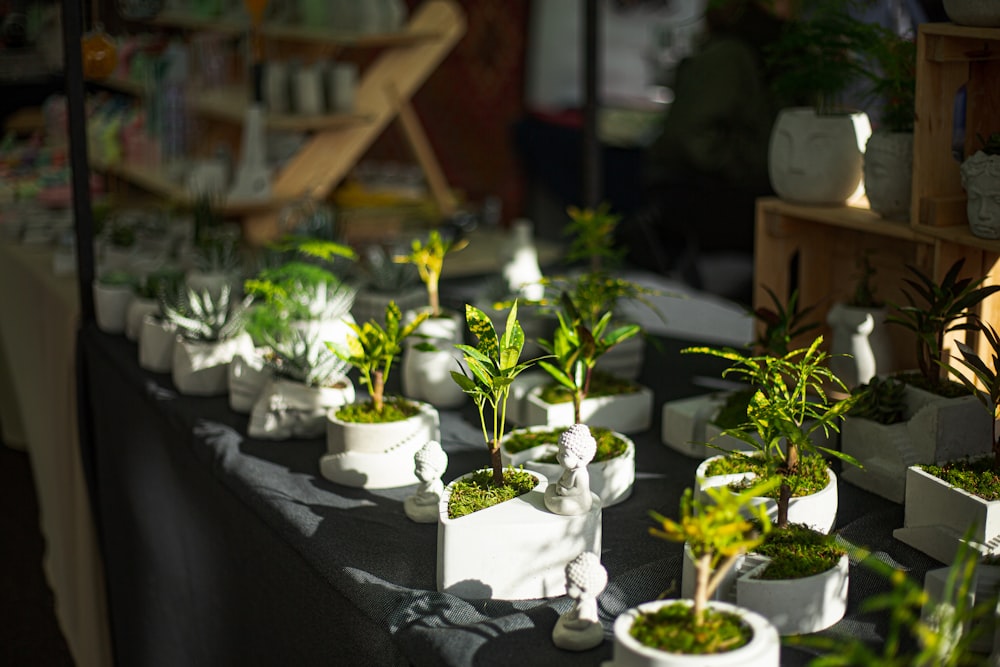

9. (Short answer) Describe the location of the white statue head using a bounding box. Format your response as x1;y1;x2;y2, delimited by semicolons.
556;424;597;470
961;150;1000;239
564;552;608;600
414;440;448;482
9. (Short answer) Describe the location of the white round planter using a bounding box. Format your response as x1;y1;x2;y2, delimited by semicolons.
500;426;635;507
603;599;780;667
522;383;654;435
93;281;135;334
864;131;913;221
768;107;871;205
736;553;849;636
401;309;467;409
437;470;602;600
171;333;255;397
826;303;893;388
944;0;1000;26
138;315;177;373
320;399;440;488
125;297;159;342
695;455;839;534
248;377;355;440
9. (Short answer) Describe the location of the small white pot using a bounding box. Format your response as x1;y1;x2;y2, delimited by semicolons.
320;399;440;488
660;392;752;458
138;316;177;373
522;383;654;434
436;470;602;600
93;281;135;334
736;554;849;636
248;377;355;440
695;455;839;534
500;426;636;507
171;333;255;396
227;350;270;414
894;463;1000;564
125;297;159;342
603;599;780;667
401;309;467;409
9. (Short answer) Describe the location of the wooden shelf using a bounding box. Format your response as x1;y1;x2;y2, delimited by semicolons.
757;198;931;242
912;222;1000;254
188;86;372;131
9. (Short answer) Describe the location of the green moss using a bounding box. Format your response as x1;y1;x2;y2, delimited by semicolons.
629;602;751;655
921;457;1000;501
703;453;830;499
502;426;628;463
334;398;420;424
538;370;638;404
447;468;538;519
752;523;845;580
712;389;754;430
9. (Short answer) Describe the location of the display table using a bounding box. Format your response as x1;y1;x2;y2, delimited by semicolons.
0;240;112;667
78;320;945;667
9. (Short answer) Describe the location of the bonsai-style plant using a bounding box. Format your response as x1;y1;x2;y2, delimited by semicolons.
886;258;1000;395
685;336;859;528
393;229;467;318
629;479;777;654
563;202;625;275
328;301;429;420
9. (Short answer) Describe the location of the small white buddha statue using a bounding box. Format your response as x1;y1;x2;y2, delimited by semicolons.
544;424;597;516
552;551;607;651
404;440;448;523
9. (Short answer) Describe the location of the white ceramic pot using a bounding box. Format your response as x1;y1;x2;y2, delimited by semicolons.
768;107;872;205
171;333;255;396
960;151;1000;239
248;377;355;440
522;383;654;434
736;553;849;635
93;281;135;334
603;599;780;667
436;470;602;600
401;309;467;409
138;316;177;373
320;399;440;488
864;130;913;221
660;392;751;458
826;303;893;388
944;0;1000;26
695;455;839;534
500;426;636;507
125;297;159;342
227;350;270;414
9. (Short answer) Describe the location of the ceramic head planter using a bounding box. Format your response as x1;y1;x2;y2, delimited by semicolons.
960;148;1000;239
552;551;607;651
543;424;598;516
864;131;914;220
404;440;449;523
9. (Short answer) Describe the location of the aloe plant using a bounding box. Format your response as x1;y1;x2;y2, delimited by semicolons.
161;284;253;343
262;328;350;389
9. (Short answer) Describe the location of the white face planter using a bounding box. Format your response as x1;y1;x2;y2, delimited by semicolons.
960;150;1000;239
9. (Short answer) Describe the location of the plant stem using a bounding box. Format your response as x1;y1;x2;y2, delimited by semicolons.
777;481;790;528
372;370;384;413
428;277;440;317
693;552;710;626
490;439;503;487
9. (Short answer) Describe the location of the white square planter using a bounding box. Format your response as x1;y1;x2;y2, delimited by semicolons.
93;281;135;334
248;377;355;440
522;384;653;434
125;297;158;342
595;333;645;381
736;554;849;636
171;333;255;397
138;316;177;373
436;471;602;600
894;464;1000;564
661;392;754;458
841;385;992;503
500;426;636;507
923;563;1000;654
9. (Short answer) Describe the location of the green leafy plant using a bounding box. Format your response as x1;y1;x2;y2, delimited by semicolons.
564;202;625;273
137;268;184;302
753;286;819;357
537;291;641;424
943;321;1000;471
886;258;1000;392
354;243;420;294
262;328;350;389
161;284;253;343
849;250;882;309
849;375;907;425
328;301;429;416
450;301;541;487
639;479;777;652
866;28;916;133
191;233;243;275
750;522;844;580
393;229;467;318
245;261;356;327
97;269;138;289
684;337;860;527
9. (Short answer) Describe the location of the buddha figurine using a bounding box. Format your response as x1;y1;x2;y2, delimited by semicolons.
552;551;607;651
544;424;597;516
404;440;448;523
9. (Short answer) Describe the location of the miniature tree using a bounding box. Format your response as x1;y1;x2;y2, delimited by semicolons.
393;229;467;318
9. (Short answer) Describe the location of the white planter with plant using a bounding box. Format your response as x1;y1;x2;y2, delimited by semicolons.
500;425;635;507
826;253;894;388
138;315;177;373
350;234;425;326
93;271;137;334
660;392;738;458
523;383;653;434
126;268;184;342
228;350;270;414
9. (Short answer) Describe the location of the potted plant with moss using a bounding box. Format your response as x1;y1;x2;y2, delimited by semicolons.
438;302;601;600
320;302;439;489
394;229;469;408
604;481;780;667
161;283;256;396
960;132;1000;240
895;319;1000;564
247;328;355;440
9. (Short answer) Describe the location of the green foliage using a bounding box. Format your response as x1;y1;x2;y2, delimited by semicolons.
261;328;350;388
866;29;916;133
944;321;1000;467
108;217;136;248
752;523;845;580
977;132;1000;157
629;603;752;655
921;458;1000;502
849;375;907;425
538;370;638;405
886;258;1000;390
327;301;428;414
754;286;819;357
704;452;831;499
244;260;356;327
334;397;419;424
451;301;541;485
161;284;252;343
850;251;882;309
267;235;357;264
97;269;138;289
446;468;538;519
136;267;184;302
393;229;467;317
190;192;224;245
354;243;420;293
191;233;243;275
564;203;625;273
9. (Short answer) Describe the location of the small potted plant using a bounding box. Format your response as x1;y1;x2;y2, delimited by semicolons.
161;283;256;396
320;302;439;489
247;328;355;440
125;266;184;342
960;132;1000;239
437;302;601;600
838;375;911;501
93;269;138;335
393;229;469;408
605;481;780;666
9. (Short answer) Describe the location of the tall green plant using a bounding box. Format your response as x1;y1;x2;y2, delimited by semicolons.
393;229;467;317
753;286;819;357
564;203;625;273
451;301;541;486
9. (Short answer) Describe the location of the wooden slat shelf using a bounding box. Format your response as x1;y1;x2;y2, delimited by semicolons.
912;223;1000;254
757;198;931;242
188;86;372;131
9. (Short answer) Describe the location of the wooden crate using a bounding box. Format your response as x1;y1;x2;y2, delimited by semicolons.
911;23;1000;228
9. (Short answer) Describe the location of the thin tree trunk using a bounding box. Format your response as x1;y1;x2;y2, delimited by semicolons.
372;370;384;413
490;440;504;487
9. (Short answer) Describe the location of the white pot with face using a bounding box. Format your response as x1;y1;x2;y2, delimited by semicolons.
960;150;1000;239
864;131;913;221
944;0;1000;26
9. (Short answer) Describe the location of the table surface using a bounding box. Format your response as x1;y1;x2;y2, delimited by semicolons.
78;315;946;667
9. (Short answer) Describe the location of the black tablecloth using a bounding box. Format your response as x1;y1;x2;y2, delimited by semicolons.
78;323;943;667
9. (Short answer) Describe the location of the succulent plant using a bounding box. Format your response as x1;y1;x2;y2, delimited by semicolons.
261;328;350;389
355;243;420;294
849;375;907;425
191;235;243;275
162;284;252;343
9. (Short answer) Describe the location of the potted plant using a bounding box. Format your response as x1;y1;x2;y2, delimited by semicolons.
895;319;1000;564
125;266;184;342
437;302;601;600
862;28;916;220
320;302;439;489
960;132;1000;239
93;269;138;335
393;229;469;408
605;481;780;666
247;328;355;440
161;283;256;396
